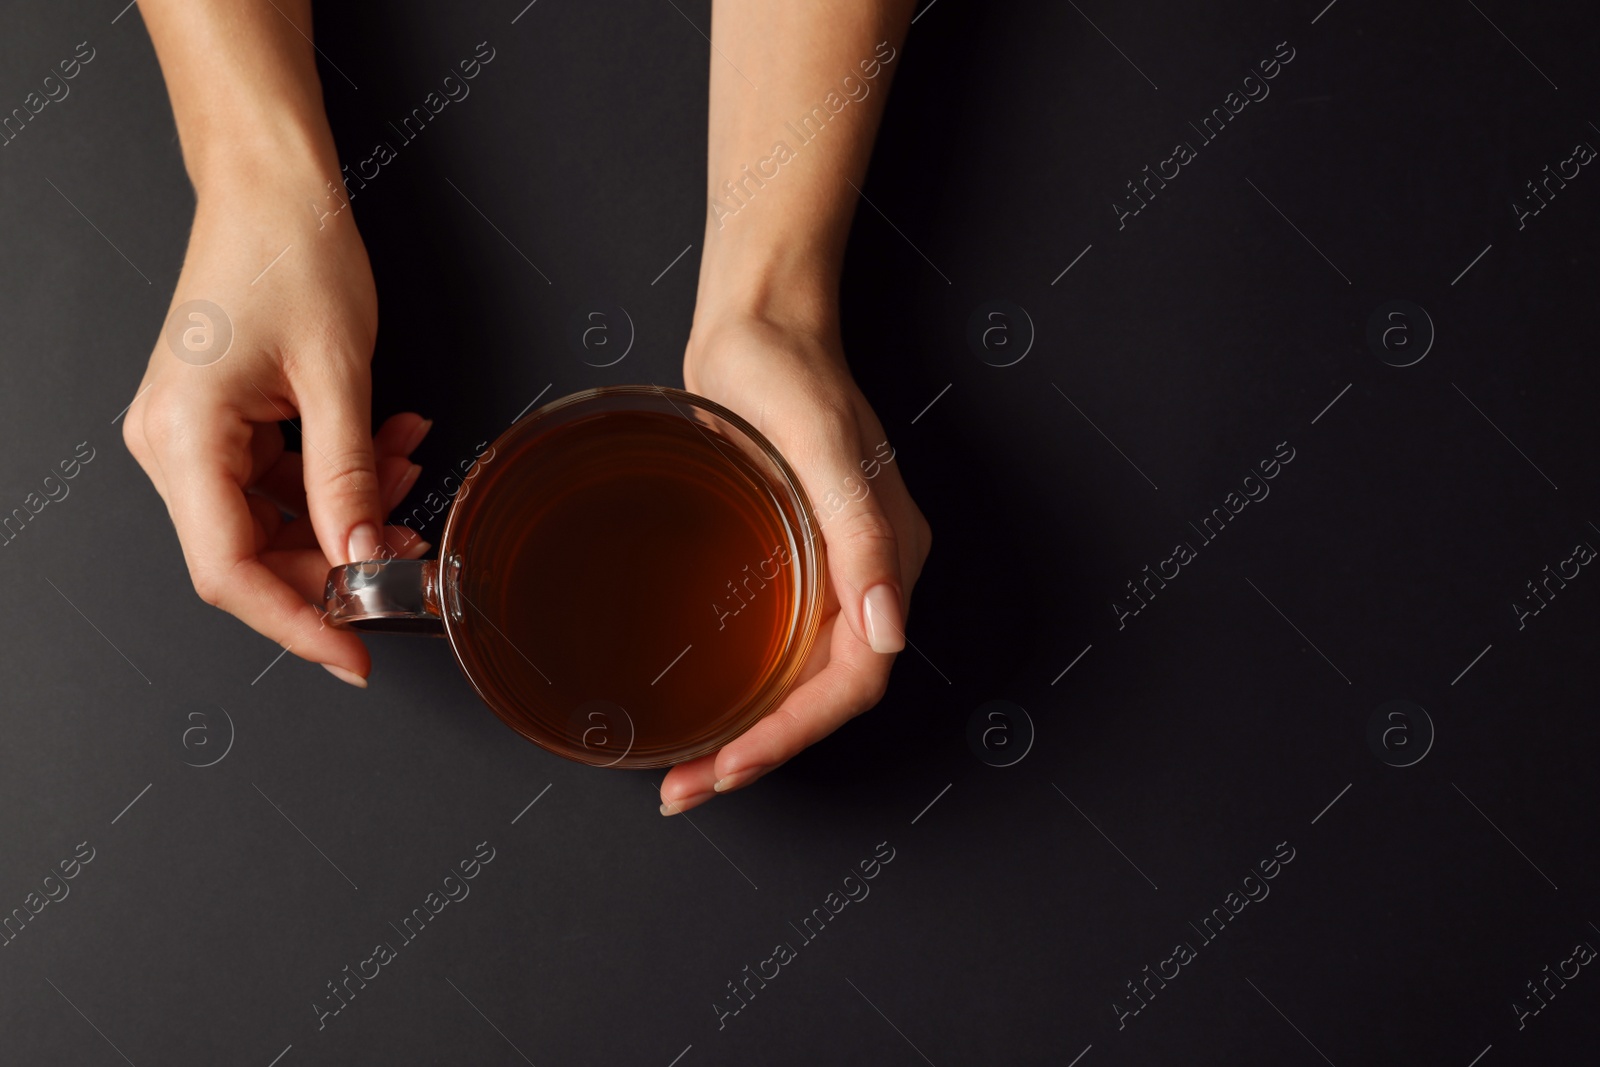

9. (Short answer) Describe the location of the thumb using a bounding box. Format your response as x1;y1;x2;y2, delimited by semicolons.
819;473;905;655
295;360;383;566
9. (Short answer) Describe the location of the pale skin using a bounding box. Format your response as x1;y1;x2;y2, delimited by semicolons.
661;0;927;813
126;0;927;812
127;0;429;687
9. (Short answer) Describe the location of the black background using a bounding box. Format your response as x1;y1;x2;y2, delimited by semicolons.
2;1;1597;1064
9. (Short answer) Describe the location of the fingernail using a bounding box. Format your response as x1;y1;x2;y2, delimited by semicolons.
713;766;770;793
346;523;380;564
402;418;433;456
381;463;422;513
400;538;432;560
862;584;905;654
323;663;368;688
660;791;715;816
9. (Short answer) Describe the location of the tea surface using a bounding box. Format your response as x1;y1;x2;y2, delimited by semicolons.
450;407;798;765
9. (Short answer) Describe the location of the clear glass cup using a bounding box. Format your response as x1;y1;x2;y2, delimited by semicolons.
323;386;827;768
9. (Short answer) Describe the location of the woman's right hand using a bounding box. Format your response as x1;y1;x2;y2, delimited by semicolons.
122;159;425;686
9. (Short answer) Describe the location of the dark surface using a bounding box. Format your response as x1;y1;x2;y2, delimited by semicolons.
2;1;1597;1064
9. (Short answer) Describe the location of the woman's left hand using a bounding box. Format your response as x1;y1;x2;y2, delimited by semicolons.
659;312;931;815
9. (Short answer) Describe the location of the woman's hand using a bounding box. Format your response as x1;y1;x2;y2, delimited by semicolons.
127;0;435;684
661;0;917;811
122;164;426;686
659;313;930;813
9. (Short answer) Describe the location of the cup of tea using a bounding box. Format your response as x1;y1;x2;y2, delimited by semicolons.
323;386;827;768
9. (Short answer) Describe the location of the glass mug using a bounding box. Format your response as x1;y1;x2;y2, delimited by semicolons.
323;386;826;769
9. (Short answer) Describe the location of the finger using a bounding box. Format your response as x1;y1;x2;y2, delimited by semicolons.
261;547;343;607
362;457;423;547
374;411;432;459
656;614;840;813
294;359;382;566
386;524;429;558
378;455;422;516
659;613;891;809
155;421;373;682
657;753;719;816
717;617;889;791
122;398;169;502
253;429;424;522
269;507;427;556
263;526;431;603
817;465;907;655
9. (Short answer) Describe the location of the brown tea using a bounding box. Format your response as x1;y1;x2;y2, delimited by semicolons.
447;407;800;765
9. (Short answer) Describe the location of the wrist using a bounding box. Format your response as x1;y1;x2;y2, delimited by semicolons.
685;280;846;381
692;231;841;341
185;105;341;204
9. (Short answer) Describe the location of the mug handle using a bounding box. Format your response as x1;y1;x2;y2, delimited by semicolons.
323;559;446;635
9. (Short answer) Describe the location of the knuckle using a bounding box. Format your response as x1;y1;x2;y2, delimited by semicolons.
190;567;226;609
189;557;247;612
835;506;898;553
312;448;380;500
287;606;331;645
826;654;888;713
138;390;189;450
770;703;809;743
120;410;147;461
811;390;856;429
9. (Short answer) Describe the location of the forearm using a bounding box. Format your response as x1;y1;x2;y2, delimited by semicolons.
696;0;915;331
140;0;338;197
